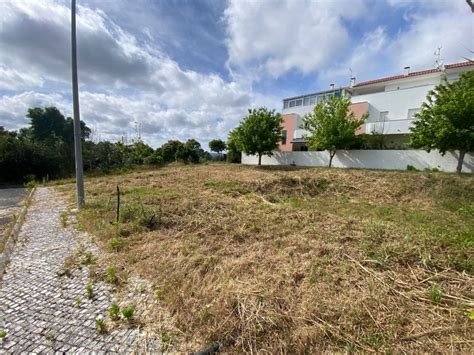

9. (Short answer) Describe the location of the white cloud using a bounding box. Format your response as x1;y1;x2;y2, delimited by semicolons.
320;1;473;86
224;0;367;78
0;92;70;130
320;27;389;86
0;0;255;146
389;5;473;71
0;67;44;91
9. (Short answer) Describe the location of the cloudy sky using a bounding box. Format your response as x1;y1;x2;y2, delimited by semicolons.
0;0;472;147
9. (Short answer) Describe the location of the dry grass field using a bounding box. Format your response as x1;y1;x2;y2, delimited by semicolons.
55;164;473;353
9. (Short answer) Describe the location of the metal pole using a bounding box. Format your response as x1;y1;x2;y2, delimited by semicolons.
71;0;85;208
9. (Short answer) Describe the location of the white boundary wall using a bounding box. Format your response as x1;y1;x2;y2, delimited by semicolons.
242;150;474;173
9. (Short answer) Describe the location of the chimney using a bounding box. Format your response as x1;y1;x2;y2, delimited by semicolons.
404;66;411;75
330;83;335;91
350;77;356;88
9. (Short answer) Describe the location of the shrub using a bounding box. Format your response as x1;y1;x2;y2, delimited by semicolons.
109;237;124;251
406;165;418;171
25;180;37;189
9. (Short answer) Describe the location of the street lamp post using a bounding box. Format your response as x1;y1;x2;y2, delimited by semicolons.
71;0;85;208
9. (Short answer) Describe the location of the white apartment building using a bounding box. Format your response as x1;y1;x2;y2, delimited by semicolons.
279;61;474;151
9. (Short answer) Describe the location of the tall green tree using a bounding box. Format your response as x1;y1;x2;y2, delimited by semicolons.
226;130;241;163
209;139;227;159
176;139;202;163
302;96;367;167
161;140;184;162
410;70;474;173
232;107;282;166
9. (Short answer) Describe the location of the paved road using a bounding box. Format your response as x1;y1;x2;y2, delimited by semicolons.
0;188;26;210
0;187;158;353
0;188;26;230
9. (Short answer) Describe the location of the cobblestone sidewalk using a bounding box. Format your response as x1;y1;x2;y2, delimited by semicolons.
0;187;149;353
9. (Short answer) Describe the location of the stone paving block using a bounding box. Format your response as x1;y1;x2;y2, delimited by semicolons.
0;188;159;353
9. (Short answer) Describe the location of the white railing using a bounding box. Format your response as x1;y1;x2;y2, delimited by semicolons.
365;119;415;135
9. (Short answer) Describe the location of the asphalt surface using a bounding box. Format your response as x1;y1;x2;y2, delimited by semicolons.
0;187;26;229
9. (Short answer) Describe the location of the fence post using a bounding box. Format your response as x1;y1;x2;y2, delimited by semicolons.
116;185;120;224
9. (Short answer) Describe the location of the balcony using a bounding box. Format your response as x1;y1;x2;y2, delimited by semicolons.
365;119;415;135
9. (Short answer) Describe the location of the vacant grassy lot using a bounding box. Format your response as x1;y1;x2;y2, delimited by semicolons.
56;164;473;352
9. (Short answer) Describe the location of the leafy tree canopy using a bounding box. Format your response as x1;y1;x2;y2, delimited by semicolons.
209;139;227;154
410;70;474;173
302;96;366;167
232;107;282;165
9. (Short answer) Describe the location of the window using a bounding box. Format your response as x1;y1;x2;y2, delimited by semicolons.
309;95;316;104
281;130;287;145
379;111;389;121
300;145;308;151
295;99;303;106
289;100;296;107
334;90;341;97
303;96;310;105
407;108;421;119
283;101;289;109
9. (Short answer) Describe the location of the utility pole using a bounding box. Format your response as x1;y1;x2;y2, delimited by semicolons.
71;0;85;208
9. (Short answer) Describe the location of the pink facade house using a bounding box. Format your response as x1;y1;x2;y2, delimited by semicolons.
278;61;474;151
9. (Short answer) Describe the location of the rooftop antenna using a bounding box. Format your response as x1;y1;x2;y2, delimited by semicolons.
349;67;356;88
434;46;444;70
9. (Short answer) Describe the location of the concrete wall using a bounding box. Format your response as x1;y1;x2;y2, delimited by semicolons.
242;150;474;173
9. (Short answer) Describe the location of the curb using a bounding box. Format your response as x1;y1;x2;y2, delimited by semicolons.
0;187;36;279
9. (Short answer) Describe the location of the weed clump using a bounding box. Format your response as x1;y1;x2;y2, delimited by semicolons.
109;301;120;320
109;237;124;251
121;306;135;321
428;283;442;303
82;251;94;265
85;283;94;299
96;318;107;334
106;266;119;284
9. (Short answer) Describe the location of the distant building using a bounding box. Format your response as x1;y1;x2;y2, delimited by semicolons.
279;61;474;151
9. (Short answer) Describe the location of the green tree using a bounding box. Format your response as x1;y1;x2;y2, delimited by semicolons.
208;139;227;160
302;96;367;167
232;107;282;166
410;70;474;173
144;148;164;165
176;139;202;163
161;140;184;162
226;130;241;163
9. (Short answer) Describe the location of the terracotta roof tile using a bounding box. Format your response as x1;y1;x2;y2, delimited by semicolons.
354;61;474;87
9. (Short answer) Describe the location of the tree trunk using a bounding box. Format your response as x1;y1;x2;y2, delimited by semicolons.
258;153;262;166
456;150;466;174
328;150;336;168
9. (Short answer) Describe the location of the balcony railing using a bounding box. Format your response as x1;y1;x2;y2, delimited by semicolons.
365;119;415;135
